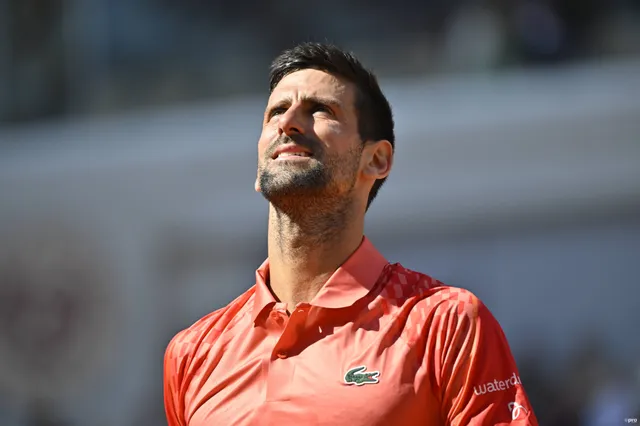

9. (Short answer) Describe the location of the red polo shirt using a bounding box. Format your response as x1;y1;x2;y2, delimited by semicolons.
164;236;538;425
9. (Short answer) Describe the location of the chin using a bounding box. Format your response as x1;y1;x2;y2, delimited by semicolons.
261;184;320;201
260;167;327;195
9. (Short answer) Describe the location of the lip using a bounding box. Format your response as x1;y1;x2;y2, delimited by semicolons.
272;144;313;160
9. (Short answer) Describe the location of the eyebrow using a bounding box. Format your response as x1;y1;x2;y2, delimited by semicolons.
266;95;343;115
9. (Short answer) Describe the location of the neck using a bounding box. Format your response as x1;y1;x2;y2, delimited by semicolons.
266;201;364;312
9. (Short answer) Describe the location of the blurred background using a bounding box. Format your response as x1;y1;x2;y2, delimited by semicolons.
1;0;639;425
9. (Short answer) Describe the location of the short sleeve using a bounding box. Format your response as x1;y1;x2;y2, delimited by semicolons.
432;296;539;426
164;333;188;426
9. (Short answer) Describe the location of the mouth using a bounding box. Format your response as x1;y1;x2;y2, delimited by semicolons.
272;145;314;161
274;152;313;161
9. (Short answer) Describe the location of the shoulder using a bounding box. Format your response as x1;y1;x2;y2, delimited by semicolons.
382;263;492;344
165;286;256;364
384;263;482;318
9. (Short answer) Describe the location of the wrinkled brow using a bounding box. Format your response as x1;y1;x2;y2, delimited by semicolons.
267;95;343;113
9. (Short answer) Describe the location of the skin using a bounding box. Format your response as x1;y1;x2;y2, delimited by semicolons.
255;68;393;312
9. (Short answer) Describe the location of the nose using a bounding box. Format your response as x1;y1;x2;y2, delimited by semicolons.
277;104;304;136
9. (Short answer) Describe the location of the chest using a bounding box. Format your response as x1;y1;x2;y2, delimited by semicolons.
186;310;439;426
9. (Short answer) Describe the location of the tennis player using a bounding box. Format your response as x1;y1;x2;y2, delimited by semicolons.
164;42;539;426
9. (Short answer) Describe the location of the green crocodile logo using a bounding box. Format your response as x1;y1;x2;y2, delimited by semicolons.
344;365;380;386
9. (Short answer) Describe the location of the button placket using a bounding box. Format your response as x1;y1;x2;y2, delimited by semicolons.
265;309;296;402
265;309;289;363
271;304;310;359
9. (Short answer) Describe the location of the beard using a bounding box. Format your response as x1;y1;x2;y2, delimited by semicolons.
259;157;328;199
258;134;362;213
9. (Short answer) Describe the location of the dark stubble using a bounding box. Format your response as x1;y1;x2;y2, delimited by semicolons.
258;134;363;239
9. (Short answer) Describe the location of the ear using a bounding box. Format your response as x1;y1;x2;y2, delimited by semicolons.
360;140;393;180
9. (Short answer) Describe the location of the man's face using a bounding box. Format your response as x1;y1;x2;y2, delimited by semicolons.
256;69;364;208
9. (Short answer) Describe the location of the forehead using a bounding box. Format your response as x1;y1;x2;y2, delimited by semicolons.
269;69;356;107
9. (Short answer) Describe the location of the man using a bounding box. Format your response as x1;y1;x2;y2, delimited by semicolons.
164;42;538;425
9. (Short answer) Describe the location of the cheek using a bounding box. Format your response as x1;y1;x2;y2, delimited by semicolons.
257;133;271;157
315;119;359;148
315;120;343;142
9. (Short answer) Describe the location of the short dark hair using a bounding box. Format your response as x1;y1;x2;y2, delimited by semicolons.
269;42;395;211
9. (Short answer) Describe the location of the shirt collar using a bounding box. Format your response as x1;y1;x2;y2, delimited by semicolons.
251;236;388;324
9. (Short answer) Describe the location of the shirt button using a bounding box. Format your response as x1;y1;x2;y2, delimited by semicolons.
270;312;284;325
276;351;287;359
